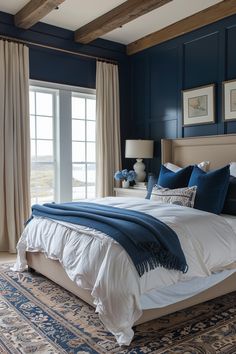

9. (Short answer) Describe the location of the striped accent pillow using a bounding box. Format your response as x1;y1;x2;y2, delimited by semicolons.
151;185;197;208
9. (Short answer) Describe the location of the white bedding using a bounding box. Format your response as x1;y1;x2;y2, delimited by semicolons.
222;214;236;234
13;197;236;346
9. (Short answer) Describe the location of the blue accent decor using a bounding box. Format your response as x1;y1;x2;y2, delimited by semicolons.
157;165;193;189
188;165;230;214
30;202;188;276
222;176;236;215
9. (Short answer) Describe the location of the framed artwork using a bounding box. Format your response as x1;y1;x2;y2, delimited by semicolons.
182;84;215;126
223;79;236;121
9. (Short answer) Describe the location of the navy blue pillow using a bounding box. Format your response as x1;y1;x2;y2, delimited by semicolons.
188;165;230;214
157;165;193;189
222;176;236;215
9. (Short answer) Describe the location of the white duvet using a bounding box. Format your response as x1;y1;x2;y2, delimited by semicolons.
13;197;236;346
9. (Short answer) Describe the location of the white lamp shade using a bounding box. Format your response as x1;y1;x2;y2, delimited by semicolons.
125;139;154;159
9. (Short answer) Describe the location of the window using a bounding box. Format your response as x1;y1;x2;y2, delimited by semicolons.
29;82;96;205
30;87;57;204
72;94;96;200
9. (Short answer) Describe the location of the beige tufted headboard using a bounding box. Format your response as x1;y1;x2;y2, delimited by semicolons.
161;134;236;170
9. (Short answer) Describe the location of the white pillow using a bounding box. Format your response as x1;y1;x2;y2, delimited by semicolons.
151;185;197;208
164;161;210;172
230;162;236;177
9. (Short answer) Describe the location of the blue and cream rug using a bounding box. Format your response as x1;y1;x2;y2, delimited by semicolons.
1;264;236;354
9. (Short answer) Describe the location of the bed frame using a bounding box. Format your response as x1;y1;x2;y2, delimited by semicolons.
26;133;236;326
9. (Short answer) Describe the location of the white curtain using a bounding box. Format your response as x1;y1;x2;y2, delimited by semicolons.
96;61;121;197
0;40;30;253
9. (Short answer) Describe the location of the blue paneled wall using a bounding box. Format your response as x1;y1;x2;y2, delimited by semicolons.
129;14;236;173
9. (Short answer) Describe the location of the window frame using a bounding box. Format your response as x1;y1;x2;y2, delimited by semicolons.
71;92;96;200
29;85;58;204
30;80;96;204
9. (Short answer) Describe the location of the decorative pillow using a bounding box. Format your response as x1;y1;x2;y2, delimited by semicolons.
151;186;197;208
222;176;236;215
230;162;236;177
157;164;193;189
164;161;210;172
188;165;230;214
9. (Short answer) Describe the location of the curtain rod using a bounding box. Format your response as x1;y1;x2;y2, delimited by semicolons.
0;34;118;64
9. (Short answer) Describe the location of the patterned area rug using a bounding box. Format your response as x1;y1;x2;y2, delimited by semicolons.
1;264;236;354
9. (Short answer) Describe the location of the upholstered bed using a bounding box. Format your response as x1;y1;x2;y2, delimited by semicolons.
13;133;236;346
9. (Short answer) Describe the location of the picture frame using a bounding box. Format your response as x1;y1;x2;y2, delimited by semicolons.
182;84;215;127
223;79;236;122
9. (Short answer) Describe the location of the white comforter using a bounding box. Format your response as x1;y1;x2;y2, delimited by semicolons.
13;197;236;346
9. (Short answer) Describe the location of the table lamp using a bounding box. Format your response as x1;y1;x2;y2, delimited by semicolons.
125;139;154;182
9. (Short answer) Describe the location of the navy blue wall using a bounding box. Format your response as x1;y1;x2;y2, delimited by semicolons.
129;14;236;173
0;11;130;162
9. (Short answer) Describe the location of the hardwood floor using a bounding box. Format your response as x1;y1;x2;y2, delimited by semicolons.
0;252;17;264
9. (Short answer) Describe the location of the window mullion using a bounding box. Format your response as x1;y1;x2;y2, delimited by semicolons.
57;89;72;202
85;98;87;198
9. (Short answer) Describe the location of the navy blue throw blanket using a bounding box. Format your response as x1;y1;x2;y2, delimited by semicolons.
30;202;188;277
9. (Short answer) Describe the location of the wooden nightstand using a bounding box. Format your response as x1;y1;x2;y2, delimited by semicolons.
114;187;147;198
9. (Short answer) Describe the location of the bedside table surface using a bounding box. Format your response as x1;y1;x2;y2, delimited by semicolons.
114;187;147;198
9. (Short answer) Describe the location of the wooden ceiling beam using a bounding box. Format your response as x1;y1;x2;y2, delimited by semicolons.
127;0;236;55
14;0;66;29
74;0;173;44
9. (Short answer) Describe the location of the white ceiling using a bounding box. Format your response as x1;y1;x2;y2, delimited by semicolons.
0;0;223;45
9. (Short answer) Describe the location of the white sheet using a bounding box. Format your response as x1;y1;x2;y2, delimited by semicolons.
141;269;236;309
221;214;236;234
13;197;236;346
